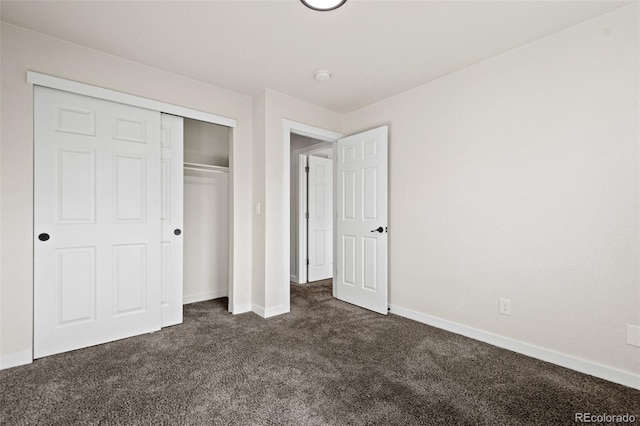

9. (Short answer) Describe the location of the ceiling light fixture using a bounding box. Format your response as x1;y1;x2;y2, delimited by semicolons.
301;0;347;12
314;69;332;81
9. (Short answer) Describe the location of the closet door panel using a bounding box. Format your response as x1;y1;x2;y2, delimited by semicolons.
34;86;161;358
113;154;147;222
160;113;184;327
56;246;97;325
57;149;96;223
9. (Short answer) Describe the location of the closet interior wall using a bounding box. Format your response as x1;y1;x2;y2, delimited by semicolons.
183;118;230;304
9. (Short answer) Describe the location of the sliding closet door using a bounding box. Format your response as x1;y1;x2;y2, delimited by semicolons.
160;114;184;327
34;86;162;358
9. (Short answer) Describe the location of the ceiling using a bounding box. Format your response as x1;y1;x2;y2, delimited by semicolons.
0;0;630;113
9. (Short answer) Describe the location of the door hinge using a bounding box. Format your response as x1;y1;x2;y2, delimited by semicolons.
305;166;309;173
305;212;309;219
306;259;309;265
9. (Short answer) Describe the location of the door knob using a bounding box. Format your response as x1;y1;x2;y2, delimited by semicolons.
174;229;182;236
38;233;50;241
370;227;384;233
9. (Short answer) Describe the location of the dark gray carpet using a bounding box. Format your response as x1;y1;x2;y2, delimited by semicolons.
1;280;638;425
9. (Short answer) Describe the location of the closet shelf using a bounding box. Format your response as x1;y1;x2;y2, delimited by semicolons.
184;162;229;173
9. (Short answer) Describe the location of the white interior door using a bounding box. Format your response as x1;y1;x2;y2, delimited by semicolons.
160;114;184;327
307;156;333;282
335;126;388;315
34;86;162;358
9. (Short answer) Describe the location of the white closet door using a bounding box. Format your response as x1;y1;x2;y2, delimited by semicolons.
160;114;184;327
34;86;162;358
307;156;333;282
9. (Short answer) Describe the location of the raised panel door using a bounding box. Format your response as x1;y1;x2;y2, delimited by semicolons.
34;86;161;358
308;156;333;282
335;126;388;315
160;113;184;327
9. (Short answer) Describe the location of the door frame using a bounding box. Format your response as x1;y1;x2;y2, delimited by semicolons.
296;153;309;284
282;120;343;305
27;71;240;327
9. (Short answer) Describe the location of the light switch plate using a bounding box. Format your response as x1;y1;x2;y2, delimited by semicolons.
627;324;640;347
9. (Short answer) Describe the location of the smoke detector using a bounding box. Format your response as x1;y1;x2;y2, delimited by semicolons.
314;69;332;81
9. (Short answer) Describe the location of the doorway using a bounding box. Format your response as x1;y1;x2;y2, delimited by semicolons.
290;134;333;284
282;121;342;310
282;119;389;316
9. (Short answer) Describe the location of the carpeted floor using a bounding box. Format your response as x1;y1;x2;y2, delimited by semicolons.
1;280;638;425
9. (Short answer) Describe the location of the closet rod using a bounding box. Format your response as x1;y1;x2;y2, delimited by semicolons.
183;162;229;174
184;166;229;174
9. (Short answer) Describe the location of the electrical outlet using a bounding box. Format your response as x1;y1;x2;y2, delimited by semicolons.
499;298;511;316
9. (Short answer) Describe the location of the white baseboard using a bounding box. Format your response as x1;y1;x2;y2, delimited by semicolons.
290;274;297;282
0;350;32;370
252;304;265;318
183;289;228;305
252;304;290;319
264;304;289;318
231;303;252;315
389;304;640;390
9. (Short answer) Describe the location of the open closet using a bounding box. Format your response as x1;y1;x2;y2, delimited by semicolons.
33;82;232;359
183;118;230;304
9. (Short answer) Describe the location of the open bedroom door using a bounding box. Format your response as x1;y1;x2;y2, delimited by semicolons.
335;126;388;315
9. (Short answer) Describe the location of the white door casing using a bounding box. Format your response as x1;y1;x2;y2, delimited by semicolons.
335;126;388;315
296;154;309;284
34;86;162;358
160;113;184;327
307;155;333;282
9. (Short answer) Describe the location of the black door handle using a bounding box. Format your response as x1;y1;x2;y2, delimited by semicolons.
38;233;50;241
370;227;384;233
174;229;182;236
